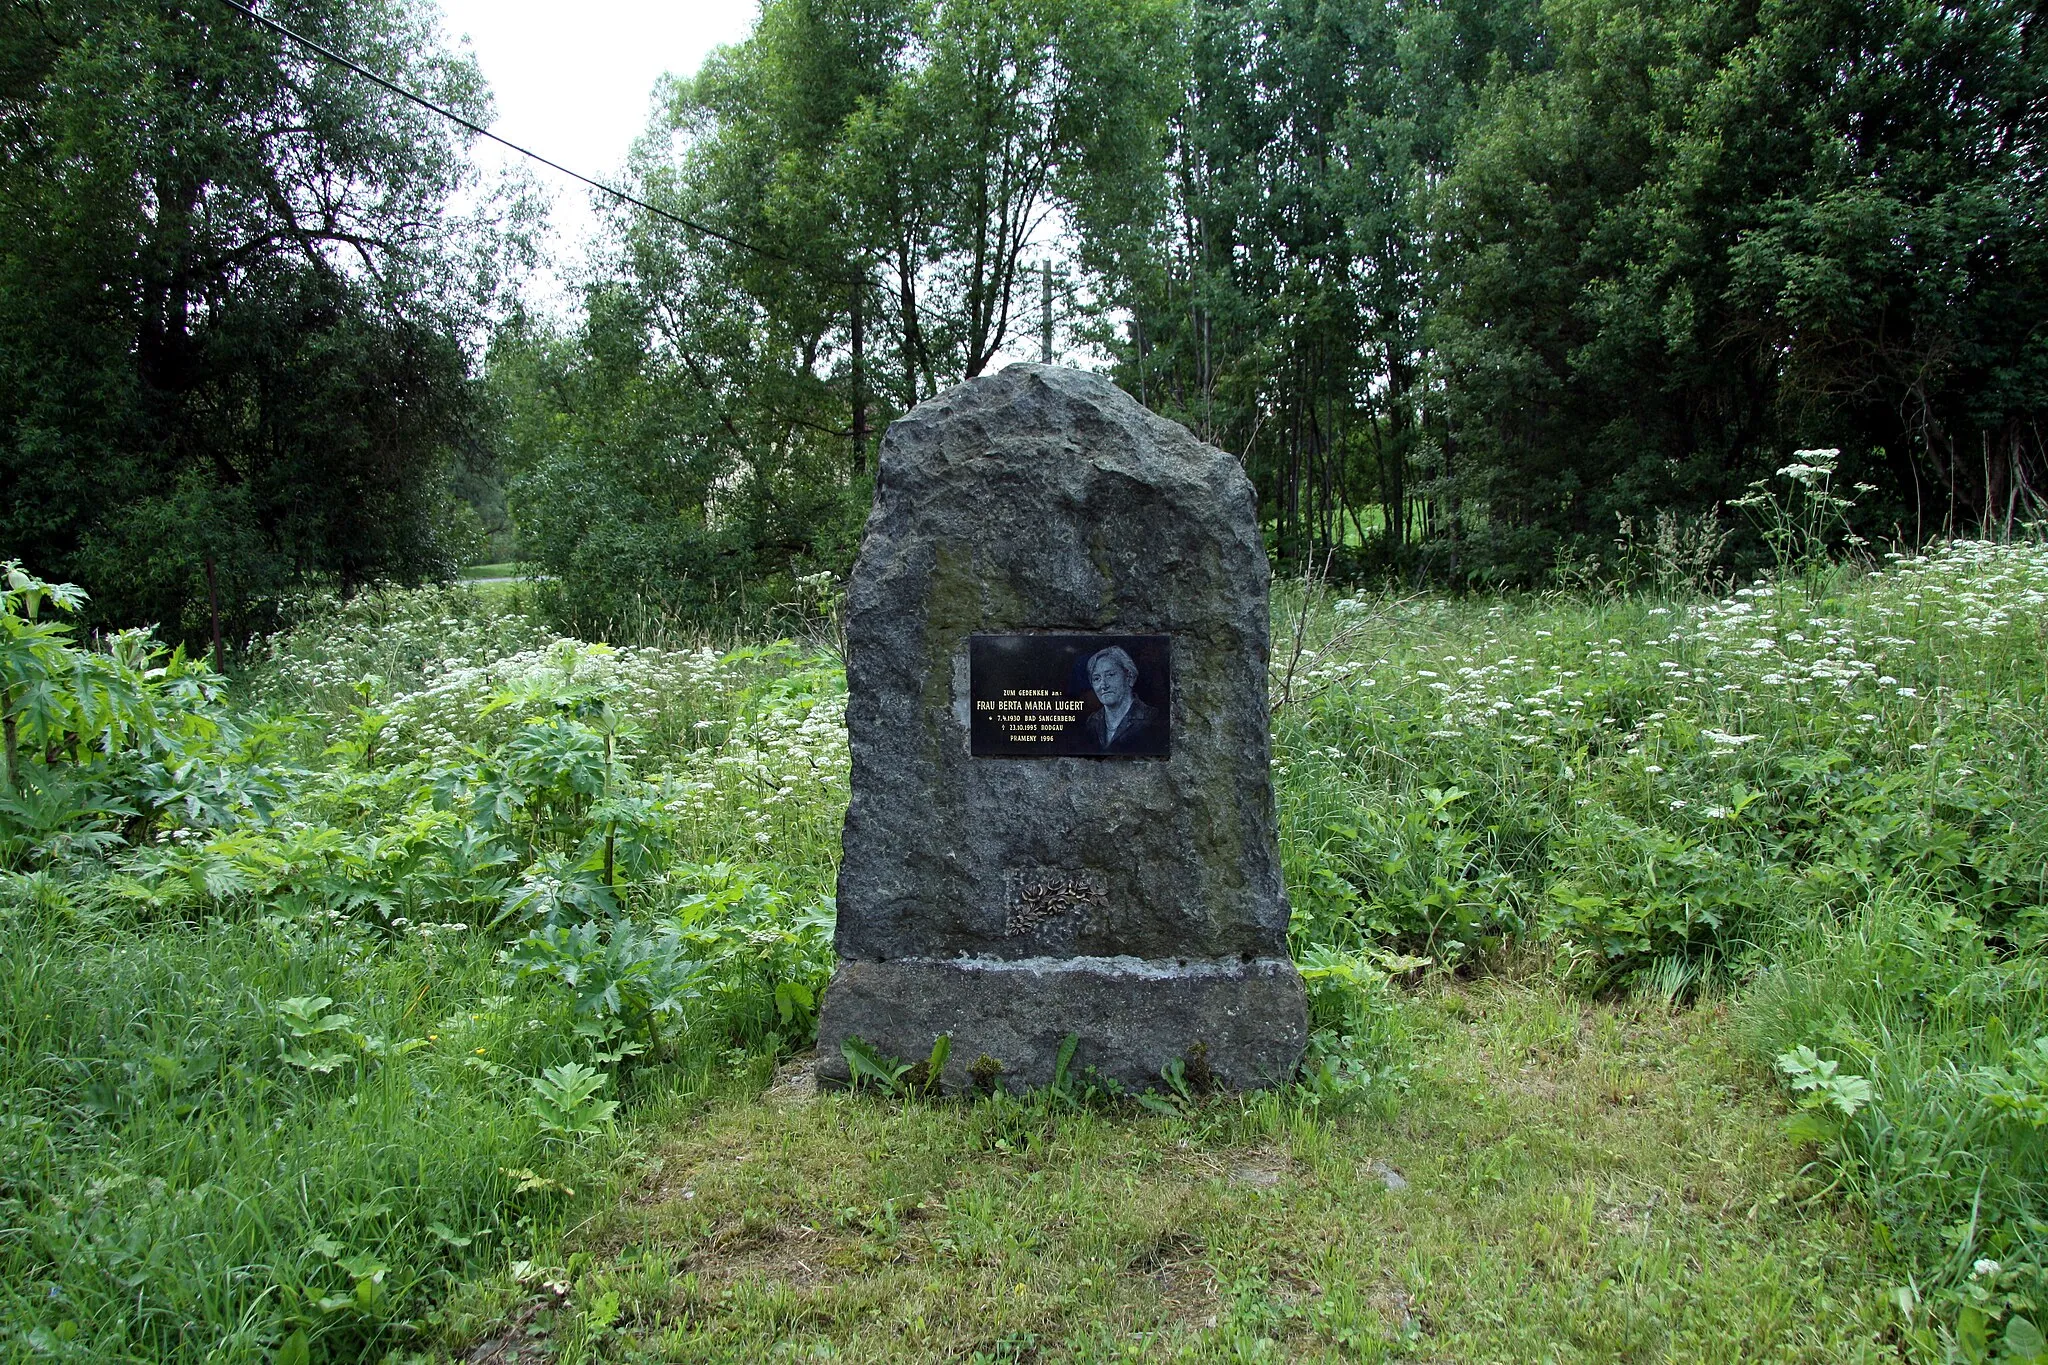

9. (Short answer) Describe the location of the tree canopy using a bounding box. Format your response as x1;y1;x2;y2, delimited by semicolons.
494;0;1184;630
508;0;2042;603
1084;0;2045;581
0;0;514;643
6;0;2044;637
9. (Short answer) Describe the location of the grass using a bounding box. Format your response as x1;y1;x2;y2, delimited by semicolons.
5;505;2047;1361
463;577;537;608
475;528;2039;1362
455;563;539;610
1739;891;2048;1311
1;576;843;1362
469;972;1896;1362
0;898;618;1362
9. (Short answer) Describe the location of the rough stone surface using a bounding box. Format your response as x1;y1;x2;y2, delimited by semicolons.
816;363;1305;1092
813;958;1307;1093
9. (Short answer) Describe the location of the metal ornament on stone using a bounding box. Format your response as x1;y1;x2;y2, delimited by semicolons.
814;363;1307;1093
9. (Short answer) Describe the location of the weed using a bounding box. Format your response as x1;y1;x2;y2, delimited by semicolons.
841;1034;952;1098
530;1061;621;1137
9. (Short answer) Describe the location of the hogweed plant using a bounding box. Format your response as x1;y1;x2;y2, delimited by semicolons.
1730;445;1875;590
528;1061;620;1138
1774;1044;1876;1144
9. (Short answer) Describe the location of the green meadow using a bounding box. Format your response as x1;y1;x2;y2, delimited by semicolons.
4;512;2046;1361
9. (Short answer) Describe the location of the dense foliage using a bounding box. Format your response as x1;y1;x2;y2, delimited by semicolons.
6;478;2048;1354
9;0;2039;633
1271;509;2048;1355
501;0;2045;606
0;565;845;1358
6;0;2048;1356
1100;0;2048;579
489;0;1180;631
0;0;515;646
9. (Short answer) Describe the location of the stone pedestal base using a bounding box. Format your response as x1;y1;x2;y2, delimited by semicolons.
814;955;1307;1094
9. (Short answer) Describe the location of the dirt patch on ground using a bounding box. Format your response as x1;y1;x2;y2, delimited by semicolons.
1263;1256;1326;1309
1488;1054;1575;1105
1125;1232;1218;1328
624;1131;773;1209
1362;1271;1423;1340
461;1283;569;1364
684;1218;856;1289
763;1052;819;1108
1226;1142;1299;1188
1597;1185;1665;1236
1152;1253;1220;1328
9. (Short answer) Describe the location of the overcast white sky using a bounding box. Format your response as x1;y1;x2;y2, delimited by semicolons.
435;0;760;310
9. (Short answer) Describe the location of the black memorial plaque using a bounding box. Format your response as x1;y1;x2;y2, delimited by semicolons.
970;633;1171;758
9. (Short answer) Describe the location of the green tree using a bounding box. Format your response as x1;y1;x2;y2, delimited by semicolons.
1075;0;2042;583
488;291;812;636
0;0;511;645
503;0;1181;633
652;0;1180;412
1708;0;2048;537
1430;0;2047;576
1082;0;1539;574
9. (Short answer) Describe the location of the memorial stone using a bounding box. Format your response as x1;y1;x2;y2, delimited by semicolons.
814;363;1307;1092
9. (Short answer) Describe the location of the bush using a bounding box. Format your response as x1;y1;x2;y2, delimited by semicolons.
1274;532;2048;1350
0;570;848;1359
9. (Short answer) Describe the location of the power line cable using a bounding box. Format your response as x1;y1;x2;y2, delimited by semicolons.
211;0;881;470
209;0;836;276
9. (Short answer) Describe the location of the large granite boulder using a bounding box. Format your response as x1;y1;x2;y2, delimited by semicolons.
814;363;1306;1093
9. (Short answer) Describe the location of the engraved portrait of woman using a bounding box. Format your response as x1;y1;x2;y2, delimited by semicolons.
1079;646;1163;754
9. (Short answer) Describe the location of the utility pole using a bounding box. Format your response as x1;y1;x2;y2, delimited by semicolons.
850;272;867;475
1040;259;1053;364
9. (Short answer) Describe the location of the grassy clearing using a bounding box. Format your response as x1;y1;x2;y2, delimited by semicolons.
463;578;538;609
427;527;2041;1361
486;974;1894;1362
4;498;2046;1360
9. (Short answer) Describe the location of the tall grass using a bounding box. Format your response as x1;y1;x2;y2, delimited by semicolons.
5;517;2045;1358
0;895;613;1361
1739;889;2048;1354
0;575;849;1360
1270;532;2048;1354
